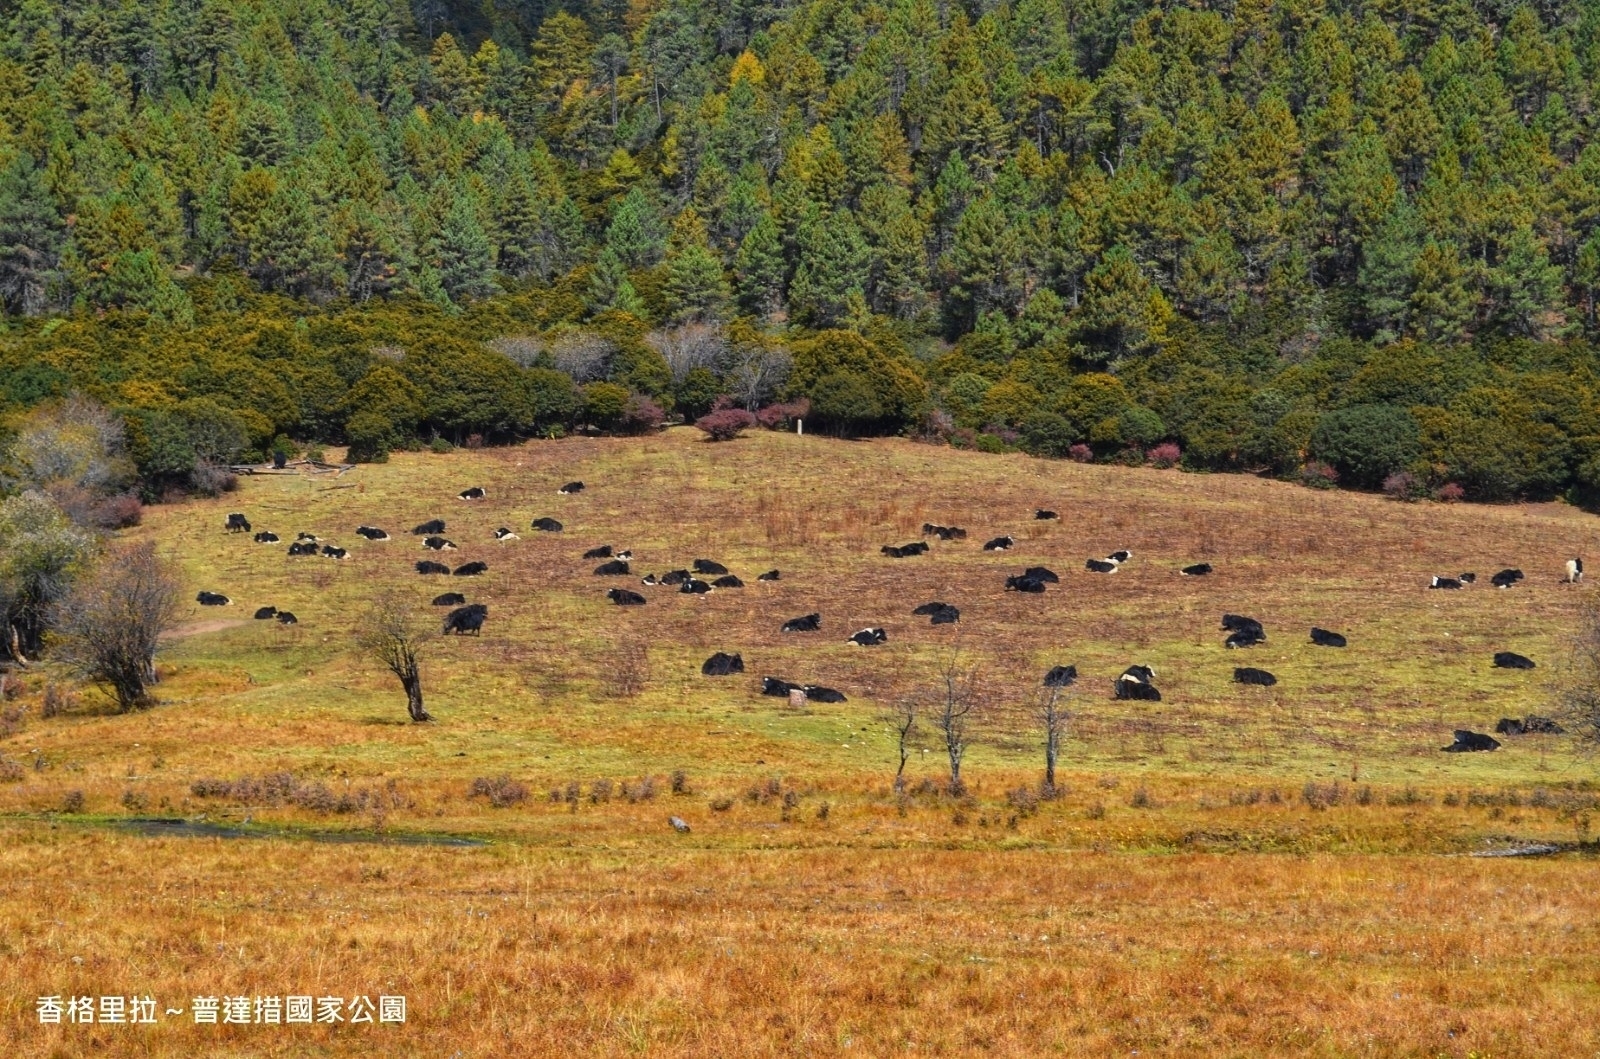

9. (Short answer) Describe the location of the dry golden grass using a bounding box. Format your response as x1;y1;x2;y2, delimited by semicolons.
3;428;1600;1055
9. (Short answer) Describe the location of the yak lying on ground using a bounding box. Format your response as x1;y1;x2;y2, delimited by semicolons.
606;588;647;605
763;678;847;703
1495;716;1564;735
356;526;390;540
413;519;446;536
1493;651;1536;669
453;561;488;576
693;559;729;575
702;652;744;676
847;627;887;647
712;575;744;588
1234;667;1277;686
254;531;280;544
197;591;231;606
443;603;488;635
1114;665;1161;701
494;528;520;541
1430;576;1464;589
781;613;821;633
254;606;277;619
583;545;614;559
287;541;318;556
1005;575;1047;593
276;611;297;625
321;545;348;559
558;481;584;494
757;569;781;581
680;579;712;594
914;601;962;623
1022;566;1059;583
225;513;251;532
531;518;563;532
1442;730;1500;752
416;560;450;575
1310;627;1347;647
432;592;466;606
983;536;1014;551
1042;665;1077;687
423;536;456;551
1181;563;1213;576
922;524;967;540
913;601;951;615
594;559;631;576
1107;550;1132;563
1458;572;1477;583
1225;615;1267;646
1085;558;1119;573
457;487;485;500
1491;568;1524;588
1035;509;1058;520
881;542;929;558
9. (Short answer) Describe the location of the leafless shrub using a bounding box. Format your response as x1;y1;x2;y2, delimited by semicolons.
925;653;985;796
0;704;22;736
191;773;408;815
1355;785;1374;806
1006;786;1040;817
670;769;689;795
1557;593;1600;745
1129;786;1153;809
564;780;581;810
1229;788;1263;806
0;756;22;782
1442;791;1461;807
780;789;801;820
121;789;148;812
816;801;830;820
51;541;179;712
371;345;405;362
1085;801;1106;819
189;460;238;496
590;778;614;804
469;776;529;808
40;683;73;718
61;789;84;813
622;775;657;803
1302;781;1344;810
0;394;135;499
709;796;733;812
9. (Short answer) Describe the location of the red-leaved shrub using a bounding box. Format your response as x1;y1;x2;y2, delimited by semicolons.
1068;443;1094;464
618;394;666;435
1434;481;1465;502
1146;442;1181;468
756;399;810;430
1383;471;1419;501
695;408;757;441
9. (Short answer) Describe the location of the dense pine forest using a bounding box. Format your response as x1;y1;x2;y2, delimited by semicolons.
3;0;1600;505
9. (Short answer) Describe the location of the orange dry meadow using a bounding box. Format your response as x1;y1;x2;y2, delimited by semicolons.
2;428;1599;1057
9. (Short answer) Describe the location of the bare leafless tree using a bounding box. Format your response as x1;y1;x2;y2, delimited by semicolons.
488;334;545;368
928;653;984;795
646;323;729;382
357;592;435;722
725;342;792;410
51;541;179;711
549;331;617;382
1558;593;1600;747
885;693;920;793
1036;684;1074;795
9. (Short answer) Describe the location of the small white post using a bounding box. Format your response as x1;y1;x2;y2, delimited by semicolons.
796;418;803;436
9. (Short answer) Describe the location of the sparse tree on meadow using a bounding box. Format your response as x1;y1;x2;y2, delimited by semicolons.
1557;593;1600;748
50;541;178;711
358;592;435;722
928;654;984;796
1036;684;1073;795
885;692;920;793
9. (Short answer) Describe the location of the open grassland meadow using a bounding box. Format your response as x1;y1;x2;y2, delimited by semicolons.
2;429;1600;1056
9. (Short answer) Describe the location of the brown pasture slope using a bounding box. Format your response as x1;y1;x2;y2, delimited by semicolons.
3;428;1600;1057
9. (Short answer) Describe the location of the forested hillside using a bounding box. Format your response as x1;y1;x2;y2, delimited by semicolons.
3;0;1600;503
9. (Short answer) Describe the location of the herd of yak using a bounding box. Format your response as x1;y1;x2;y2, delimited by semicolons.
202;484;1580;754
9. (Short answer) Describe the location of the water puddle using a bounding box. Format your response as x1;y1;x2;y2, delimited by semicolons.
32;815;486;847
